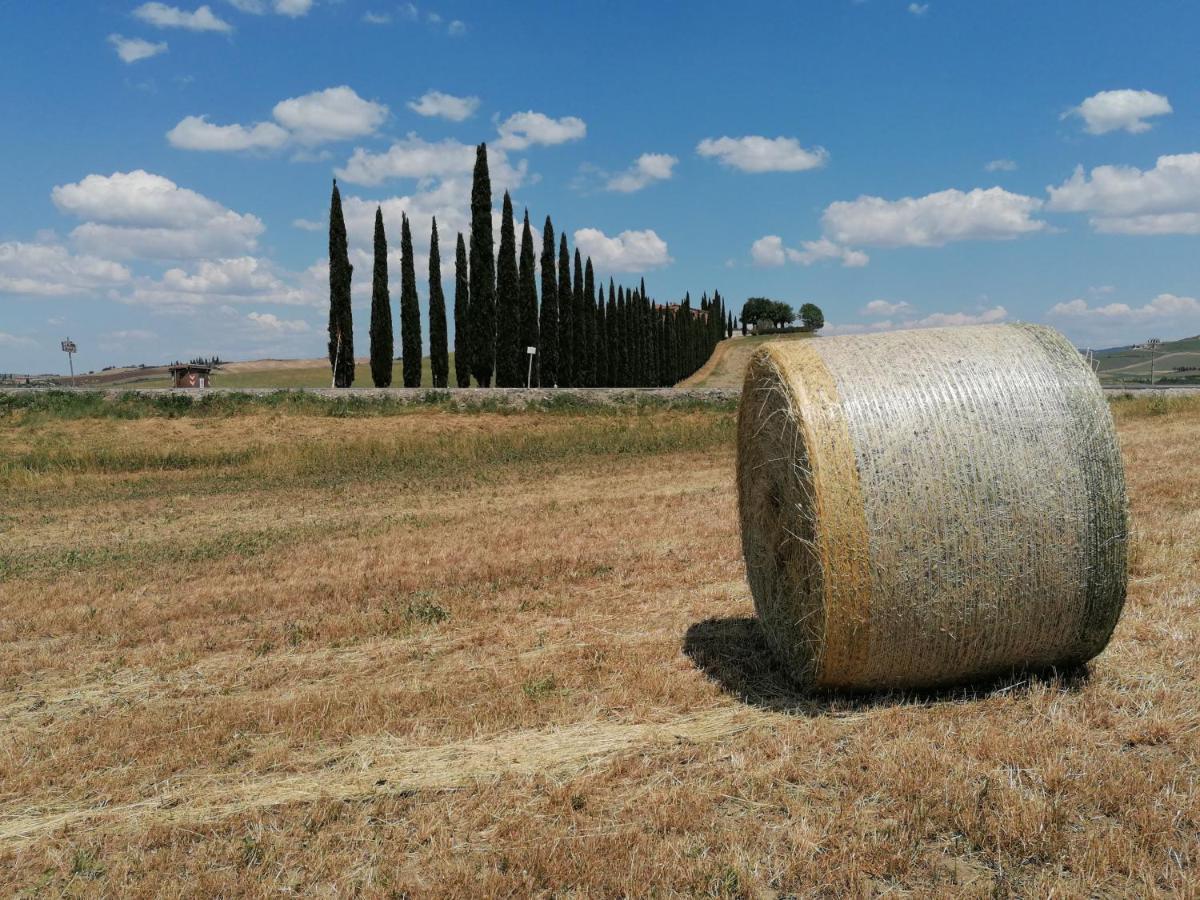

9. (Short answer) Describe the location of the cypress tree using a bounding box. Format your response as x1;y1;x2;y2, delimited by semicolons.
571;250;584;386
517;210;538;387
453;233;471;387
616;286;628;386
428;218;449;388
368;206;392;387
582;256;596;387
494;192;521;386
595;287;608;387
327;179;354;387
557;234;573;387
538;217;558;386
399;213;421;388
468;143;495;387
727;310;734;339
606;280;617;387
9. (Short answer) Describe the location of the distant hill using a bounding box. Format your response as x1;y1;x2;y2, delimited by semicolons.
1092;334;1200;384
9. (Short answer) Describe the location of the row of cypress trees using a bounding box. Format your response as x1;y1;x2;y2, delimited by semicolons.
327;145;731;388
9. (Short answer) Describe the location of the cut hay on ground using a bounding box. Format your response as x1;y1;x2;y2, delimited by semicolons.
738;323;1128;691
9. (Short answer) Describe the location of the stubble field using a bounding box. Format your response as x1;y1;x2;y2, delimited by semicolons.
0;391;1197;896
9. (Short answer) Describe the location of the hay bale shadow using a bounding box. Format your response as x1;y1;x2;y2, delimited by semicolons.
682;616;1091;715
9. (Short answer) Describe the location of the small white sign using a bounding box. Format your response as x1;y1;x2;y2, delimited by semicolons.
526;346;536;354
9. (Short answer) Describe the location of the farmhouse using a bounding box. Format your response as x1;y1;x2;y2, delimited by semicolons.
168;362;212;388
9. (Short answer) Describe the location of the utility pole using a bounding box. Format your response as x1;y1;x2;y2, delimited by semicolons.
60;339;77;387
1147;337;1161;386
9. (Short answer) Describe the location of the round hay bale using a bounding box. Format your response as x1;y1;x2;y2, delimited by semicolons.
737;323;1127;691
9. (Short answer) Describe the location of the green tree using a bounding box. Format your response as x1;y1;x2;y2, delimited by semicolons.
572;250;585;386
518;210;538;387
494;192;521;386
327;179;354;387
595;286;609;387
616;286;628;386
453;233;470;387
538;217;558;386
368;206;392;387
399;213;422;388
468;143;495;386
800;302;825;332
428;217;449;388
557;233;573;387
741;297;795;330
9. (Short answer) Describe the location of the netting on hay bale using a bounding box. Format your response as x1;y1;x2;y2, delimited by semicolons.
736;323;1127;691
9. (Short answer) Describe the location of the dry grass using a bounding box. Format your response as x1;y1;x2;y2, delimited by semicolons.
1;396;1197;896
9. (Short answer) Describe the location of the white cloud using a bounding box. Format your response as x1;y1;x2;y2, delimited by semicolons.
447;19;465;35
825;305;1008;335
0;242;131;296
862;299;913;317
407;90;479;122
1047;293;1200;346
292;217;323;231
822;187;1044;247
1045;154;1200;235
1065;89;1172;135
984;158;1017;172
248;311;311;332
496;111;586;150
52;170;264;260
606;153;678;193
696;136;827;173
0;332;36;348
362;11;390;24
750;235;868;268
108;34;168;63
167;115;289;151
908;3;930;15
134;3;233;32
272;86;387;145
102;329;158;342
336;136;526;192
123;257;315;309
574;228;672;272
224;0;312;15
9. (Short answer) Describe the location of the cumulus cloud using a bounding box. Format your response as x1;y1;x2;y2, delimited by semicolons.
167;115;289;151
362;11;390;24
696;136;827;173
224;0;314;15
496;111;586;150
750;235;867;268
407;90;480;121
574;228;672;272
1045;153;1200;235
1047;293;1200;346
247;311;311;332
1065;89;1172;135
292;218;323;231
822;187;1044;247
606;153;678;193
108;34;168;63
826;305;1008;335
0;332;36;347
134;3;232;32
985;158;1017;172
336;136;526;192
862;299;913;317
52;170;264;260
272;86;388;144
908;3;930;15
0;242;131;296
447;19;465;35
122;256;316;308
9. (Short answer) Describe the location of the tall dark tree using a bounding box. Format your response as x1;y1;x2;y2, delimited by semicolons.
399;213;422;387
572;250;584;387
468;143;496;386
453;233;470;387
582;258;597;387
493;192;521;386
606;280;617;387
557;233;573;387
428;218;449;388
517;210;538;387
368;206;393;387
616;286;628;386
595;288;609;387
727;310;734;339
327;179;354;387
537;217;558;386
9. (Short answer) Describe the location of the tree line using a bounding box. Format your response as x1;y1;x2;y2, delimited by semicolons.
326;143;732;388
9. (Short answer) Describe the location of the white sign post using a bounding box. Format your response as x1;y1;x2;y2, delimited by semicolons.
60;339;77;387
526;346;537;388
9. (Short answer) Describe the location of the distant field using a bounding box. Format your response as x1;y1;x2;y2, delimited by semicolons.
1;393;1197;894
1094;334;1200;384
109;354;461;389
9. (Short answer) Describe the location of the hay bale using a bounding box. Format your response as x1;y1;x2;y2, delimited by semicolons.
737;323;1127;691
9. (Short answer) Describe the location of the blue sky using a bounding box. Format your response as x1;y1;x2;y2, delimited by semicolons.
2;0;1199;374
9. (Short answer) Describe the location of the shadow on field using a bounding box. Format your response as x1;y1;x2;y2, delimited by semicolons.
682;616;1091;715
